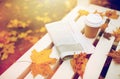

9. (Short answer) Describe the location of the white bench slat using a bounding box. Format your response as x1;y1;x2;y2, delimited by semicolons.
105;42;120;79
83;36;115;79
1;34;52;79
1;62;31;79
52;36;115;79
62;4;95;22
103;9;120;78
51;60;74;79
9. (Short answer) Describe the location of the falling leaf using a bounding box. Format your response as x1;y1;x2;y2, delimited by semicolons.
31;49;56;64
31;63;53;77
1;43;15;60
70;53;88;78
30;49;57;77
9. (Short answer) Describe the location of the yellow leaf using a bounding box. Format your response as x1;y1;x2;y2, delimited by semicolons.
40;27;46;33
19;21;27;28
31;49;56;64
1;53;8;60
18;32;28;39
7;19;30;28
78;10;89;16
31;63;53;77
30;49;57;77
1;43;15;60
2;43;15;54
70;53;88;78
26;30;32;34
11;19;19;27
10;31;17;36
9;37;18;42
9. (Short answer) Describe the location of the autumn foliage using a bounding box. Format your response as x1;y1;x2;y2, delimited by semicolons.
0;19;45;60
108;49;120;64
30;49;57;77
70;53;88;78
113;27;120;42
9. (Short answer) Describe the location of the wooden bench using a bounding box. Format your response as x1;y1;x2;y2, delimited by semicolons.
1;4;120;79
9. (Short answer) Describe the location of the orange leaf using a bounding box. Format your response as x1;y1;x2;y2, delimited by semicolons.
70;53;88;78
31;63;53;77
113;28;120;42
31;49;56;64
105;10;119;19
30;49;57;77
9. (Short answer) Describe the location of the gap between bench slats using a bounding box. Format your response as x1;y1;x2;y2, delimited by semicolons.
105;42;120;79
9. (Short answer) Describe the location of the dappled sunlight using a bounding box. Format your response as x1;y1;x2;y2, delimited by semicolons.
0;0;77;75
0;0;77;28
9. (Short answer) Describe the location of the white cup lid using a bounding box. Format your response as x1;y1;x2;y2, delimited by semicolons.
85;13;103;27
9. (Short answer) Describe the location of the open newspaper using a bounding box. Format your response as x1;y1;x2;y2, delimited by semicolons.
45;21;95;60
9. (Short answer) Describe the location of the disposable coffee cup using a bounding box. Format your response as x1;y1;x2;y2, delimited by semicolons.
84;13;103;38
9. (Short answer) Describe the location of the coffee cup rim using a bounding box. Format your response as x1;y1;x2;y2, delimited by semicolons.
85;13;103;27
